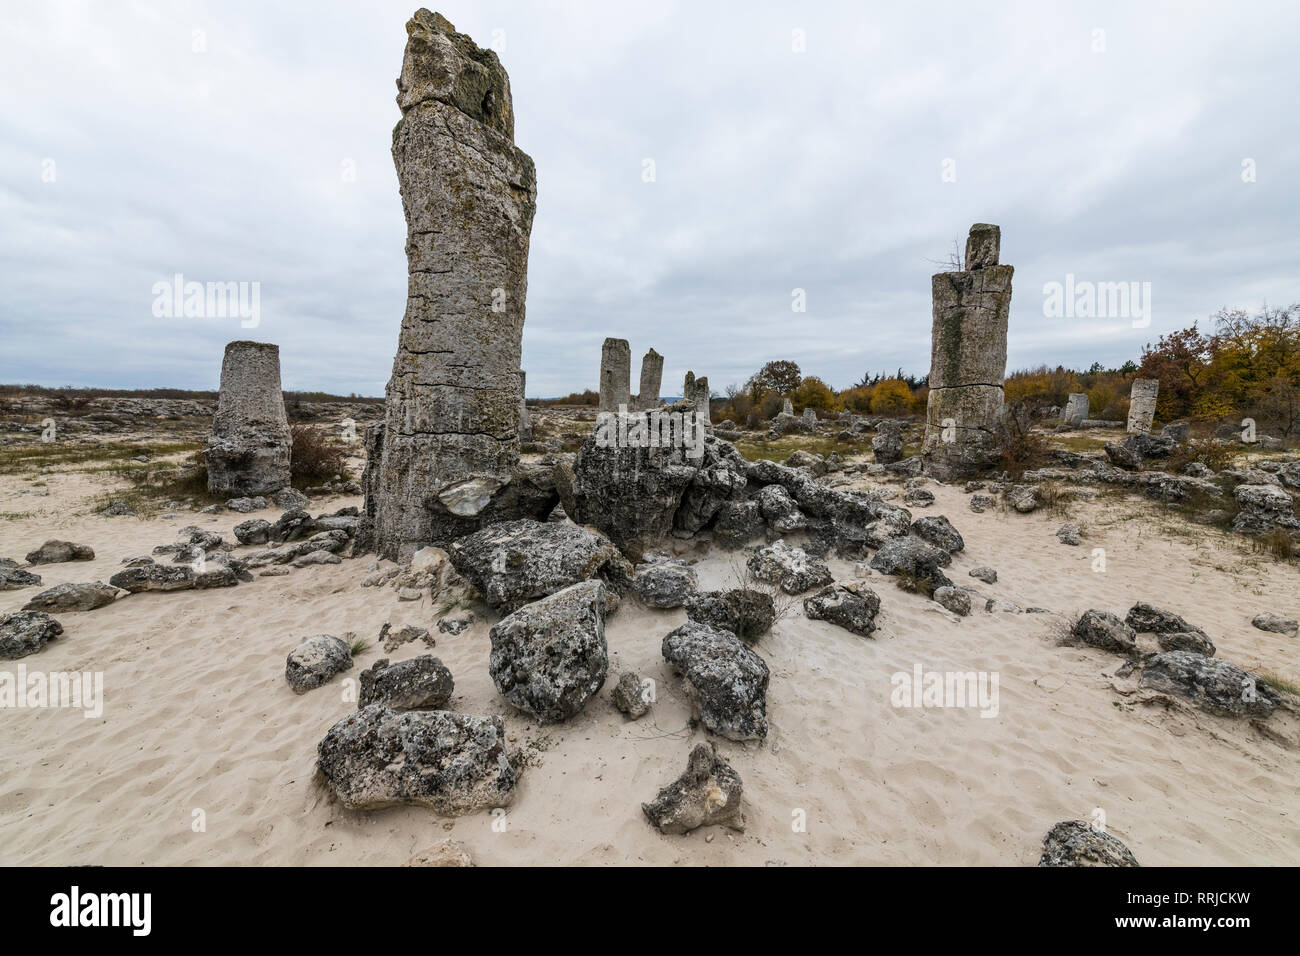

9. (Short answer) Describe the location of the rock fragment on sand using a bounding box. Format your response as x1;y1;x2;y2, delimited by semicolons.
747;541;832;595
1038;820;1139;867
0;610;64;660
610;671;652;719
911;515;964;553
968;566;997;584
932;586;971;617
285;634;354;694
317;704;516;813
642;742;744;835
803;582;882;636
403;840;473;867
379;623;433;653
1251;612;1298;637
1139;650;1278;718
24;540;95;564
0;567;42;590
359;656;454;711
22;581;118;613
1055;523;1081;546
868;536;954;591
662;621;769;741
1072;610;1137;655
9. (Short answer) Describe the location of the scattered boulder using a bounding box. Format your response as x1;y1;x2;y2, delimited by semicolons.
1072;610;1137;655
802;582;881;636
610;671;652;719
272;487;310;511
292;550;342;568
22;581;118;613
661;621;769;741
1104;433;1176;470
24;540;94;564
902;487;935;508
684;588;777;641
871;422;903;464
233;518;272;545
1006;485;1039;514
1251;613;1298;637
1056;523;1081;546
1038;821;1139;867
969;566;997;584
1139;651;1279;717
642;742;744;835
1231;483;1300;536
1124;602;1211;654
633;562;698;608
317;705;516;813
747;541;833;595
109;559;240;592
756;484;807;533
285;634;353;694
969;493;995;513
1156;631;1216;656
449;519;630;613
933;586;971;617
911;515;964;553
359;656;454;711
0;611;64;660
0;567;42;590
487;579;608;723
868;536;953;591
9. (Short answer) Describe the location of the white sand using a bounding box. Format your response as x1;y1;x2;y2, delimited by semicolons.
2;467;1298;866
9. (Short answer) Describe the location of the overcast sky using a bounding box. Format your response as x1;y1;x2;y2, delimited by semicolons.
2;0;1297;397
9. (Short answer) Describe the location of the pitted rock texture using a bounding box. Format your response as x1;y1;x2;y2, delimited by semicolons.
1038;820;1139;867
317;703;517;813
599;337;631;411
636;348;663;410
285;634;353;694
205;341;292;496
364;10;538;558
1139;650;1278;718
358;655;454;711
0;610;64;660
661;621;769;741
642;742;744;834
1127;378;1159;434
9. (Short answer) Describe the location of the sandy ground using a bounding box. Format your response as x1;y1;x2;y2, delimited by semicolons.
1;461;1298;866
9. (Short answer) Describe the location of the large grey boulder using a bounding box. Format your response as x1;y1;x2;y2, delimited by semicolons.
911;515;964;553
1124;602;1213;655
0;611;64;660
803;582;881;636
747;541;833;595
22;581;118;613
449;519;629;612
1139;651;1279;718
205;341;292;496
661;621;769;741
642;742;744;835
1231;483;1300;536
487;579;608;723
0;567;42;590
24;540;94;564
317;704;517;813
1038;821;1139;867
359;656;454;711
285;634;353;694
361;11;541;558
1252;612;1298;637
633;562;698;608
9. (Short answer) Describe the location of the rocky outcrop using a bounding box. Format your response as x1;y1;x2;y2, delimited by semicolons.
205;341;292;496
363;11;539;558
1038;821;1139;867
449;519;629;612
642;743;744;834
662;622;769;740
487;580;608;722
1231;483;1300;536
0;610;64;660
747;541;833;595
868;536;953;591
317;704;517;813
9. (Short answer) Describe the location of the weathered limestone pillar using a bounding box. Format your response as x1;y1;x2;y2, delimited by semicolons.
636;348;663;410
782;398;794;417
801;408;817;430
518;370;531;443
363;10;540;559
599;338;631;411
684;371;712;431
205;340;292;496
1064;393;1089;427
922;223;1013;477
1127;379;1158;434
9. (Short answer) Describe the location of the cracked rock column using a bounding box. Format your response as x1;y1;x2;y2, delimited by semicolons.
684;371;712;432
1064;392;1089;427
1127;379;1158;434
599;338;631;412
363;10;540;560
922;223;1013;477
205;340;292;496
636;348;663;410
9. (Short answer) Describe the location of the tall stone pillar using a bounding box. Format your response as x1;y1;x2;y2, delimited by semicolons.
206;340;292;496
684;371;712;431
1064;393;1089;427
922;223;1013;477
599;338;631;411
1127;379;1158;434
636;348;663;410
363;10;540;559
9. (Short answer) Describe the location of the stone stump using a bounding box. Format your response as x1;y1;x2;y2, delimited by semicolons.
636;348;663;410
922;223;1013;478
1127;379;1158;434
599;338;631;412
362;11;542;560
205;340;292;496
1064;393;1089;427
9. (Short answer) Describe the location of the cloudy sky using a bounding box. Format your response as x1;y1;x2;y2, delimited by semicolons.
2;0;1297;397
